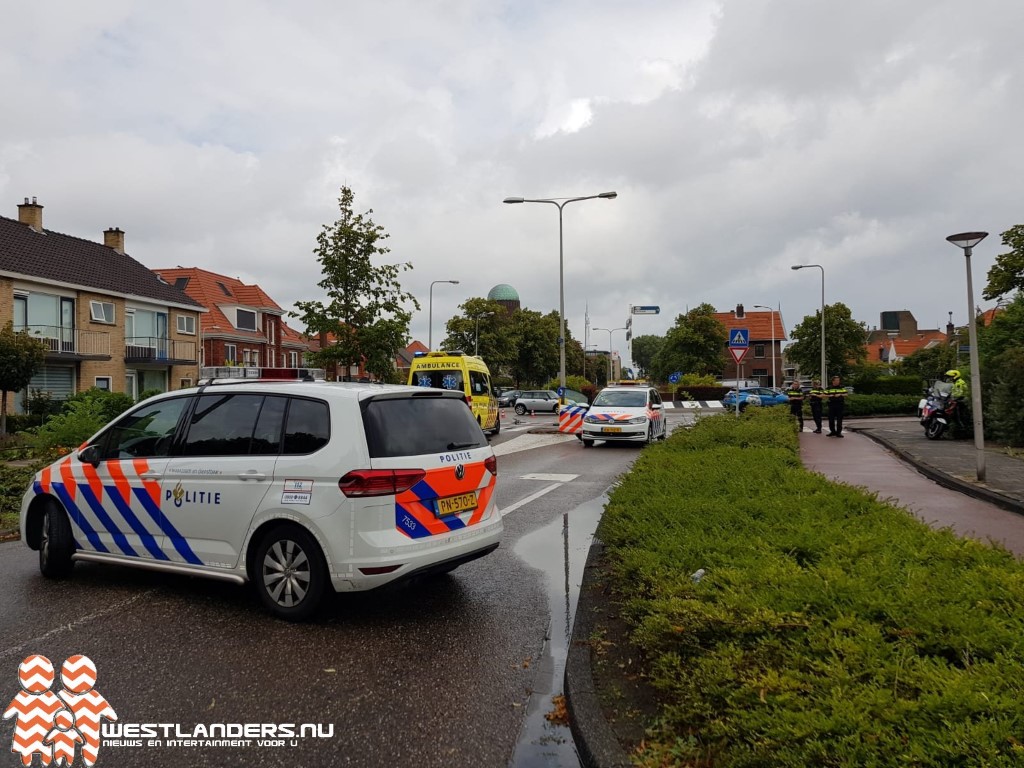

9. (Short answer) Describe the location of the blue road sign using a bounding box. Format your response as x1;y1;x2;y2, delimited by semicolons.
631;306;660;315
668;372;681;384
557;386;565;396
729;328;749;348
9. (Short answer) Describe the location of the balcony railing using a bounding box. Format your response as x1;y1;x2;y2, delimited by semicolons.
125;337;198;364
21;325;111;357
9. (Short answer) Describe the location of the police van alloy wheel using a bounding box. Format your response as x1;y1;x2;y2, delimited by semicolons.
515;403;527;415
255;524;327;621
40;504;74;579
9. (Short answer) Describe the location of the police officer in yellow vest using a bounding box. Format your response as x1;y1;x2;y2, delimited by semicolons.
784;381;804;430
826;374;847;437
808;378;825;433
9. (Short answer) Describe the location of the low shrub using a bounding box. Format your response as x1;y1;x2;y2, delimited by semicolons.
843;393;920;416
854;374;926;396
675;386;731;402
598;407;1024;766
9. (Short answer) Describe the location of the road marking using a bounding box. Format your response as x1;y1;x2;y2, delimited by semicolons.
492;433;577;456
0;590;156;662
520;473;579;482
501;483;562;517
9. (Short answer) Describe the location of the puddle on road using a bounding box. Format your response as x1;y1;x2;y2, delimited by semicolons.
508;493;608;768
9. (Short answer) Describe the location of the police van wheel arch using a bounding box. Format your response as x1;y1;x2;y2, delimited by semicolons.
253;523;328;622
39;500;75;579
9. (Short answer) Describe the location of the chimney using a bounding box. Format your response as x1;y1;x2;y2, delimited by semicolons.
104;227;125;254
735;303;745;318
17;197;43;232
946;312;955;341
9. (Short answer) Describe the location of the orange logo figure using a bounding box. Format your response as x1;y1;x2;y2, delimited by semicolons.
43;709;83;767
55;657;116;768
3;654;63;766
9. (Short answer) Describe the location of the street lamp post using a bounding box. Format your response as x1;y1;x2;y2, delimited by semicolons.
791;265;826;383
503;191;617;396
428;279;459;351
946;231;989;482
753;304;778;389
472;312;494;356
593;326;627;384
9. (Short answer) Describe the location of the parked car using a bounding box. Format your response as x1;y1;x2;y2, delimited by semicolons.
19;375;503;621
514;390;561;415
497;389;521;408
722;386;790;410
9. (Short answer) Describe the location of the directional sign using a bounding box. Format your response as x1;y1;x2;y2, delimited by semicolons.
631;306;660;315
668;371;681;384
729;347;749;364
728;328;749;348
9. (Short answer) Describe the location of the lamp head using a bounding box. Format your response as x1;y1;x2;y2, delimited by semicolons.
503;197;525;204
450;280;460;285
598;191;618;199
790;265;803;271
946;232;988;250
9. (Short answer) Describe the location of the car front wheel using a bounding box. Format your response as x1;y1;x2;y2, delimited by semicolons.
515;403;527;415
254;524;328;622
40;503;75;579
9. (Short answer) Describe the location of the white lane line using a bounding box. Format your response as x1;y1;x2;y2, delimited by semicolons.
521;473;579;482
492;433;577;456
0;590;157;662
501;483;561;517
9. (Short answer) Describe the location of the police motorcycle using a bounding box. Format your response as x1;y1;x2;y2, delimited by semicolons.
919;380;960;440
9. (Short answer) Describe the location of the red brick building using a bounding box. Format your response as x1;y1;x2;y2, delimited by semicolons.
712;304;788;386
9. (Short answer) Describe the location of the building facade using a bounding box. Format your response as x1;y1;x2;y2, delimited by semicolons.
0;198;203;409
712;304;787;386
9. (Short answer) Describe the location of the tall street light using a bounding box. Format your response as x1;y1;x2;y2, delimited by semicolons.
593;326;627;384
429;279;459;351
791;265;826;383
503;191;617;396
753;304;778;389
472;311;494;356
946;231;988;481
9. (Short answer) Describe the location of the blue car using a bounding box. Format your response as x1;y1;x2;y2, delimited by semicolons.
721;386;790;410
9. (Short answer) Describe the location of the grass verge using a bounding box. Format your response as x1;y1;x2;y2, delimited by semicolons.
597;407;1024;766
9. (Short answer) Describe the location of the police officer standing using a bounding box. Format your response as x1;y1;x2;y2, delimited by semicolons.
808;378;825;433
826;374;847;437
784;381;804;431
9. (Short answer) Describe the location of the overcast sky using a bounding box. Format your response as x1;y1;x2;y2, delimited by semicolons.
2;1;1021;366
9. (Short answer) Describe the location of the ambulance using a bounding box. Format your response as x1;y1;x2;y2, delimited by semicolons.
408;351;500;435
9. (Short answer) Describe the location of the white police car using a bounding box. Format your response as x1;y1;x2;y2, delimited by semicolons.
20;373;502;621
581;383;667;447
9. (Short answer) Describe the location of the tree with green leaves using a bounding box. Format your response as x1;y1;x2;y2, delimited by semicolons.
0;322;46;435
983;225;1024;301
786;302;868;378
293;186;418;381
650;304;727;382
442;298;513;368
630;334;664;380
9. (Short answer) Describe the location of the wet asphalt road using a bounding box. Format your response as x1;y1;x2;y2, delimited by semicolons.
0;412;690;768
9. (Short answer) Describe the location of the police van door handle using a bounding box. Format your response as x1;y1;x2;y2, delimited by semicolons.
237;470;267;481
139;471;162;480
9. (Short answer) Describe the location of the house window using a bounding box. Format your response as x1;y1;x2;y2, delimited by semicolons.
252;350;259;367
754;344;766;358
752;368;768;377
179;378;193;389
94;376;112;391
176;315;196;335
289;351;298;368
90;301;115;324
237;309;257;331
224;344;237;364
243;349;251;365
267;320;275;344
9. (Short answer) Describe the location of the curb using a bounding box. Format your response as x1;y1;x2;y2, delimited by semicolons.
850;428;1024;516
565;538;632;768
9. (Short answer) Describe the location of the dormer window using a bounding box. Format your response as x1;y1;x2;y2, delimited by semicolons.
236;309;257;331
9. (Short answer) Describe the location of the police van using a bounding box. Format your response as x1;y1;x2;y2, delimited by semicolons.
408;351;500;435
20;369;503;621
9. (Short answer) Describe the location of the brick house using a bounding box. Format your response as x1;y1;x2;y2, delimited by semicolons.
0;198;203;410
151;267;312;371
712;304;787;386
395;340;429;382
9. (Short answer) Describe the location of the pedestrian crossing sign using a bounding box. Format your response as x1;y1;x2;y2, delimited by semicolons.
729;329;749;347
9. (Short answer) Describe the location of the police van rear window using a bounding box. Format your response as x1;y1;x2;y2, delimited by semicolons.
362;397;484;458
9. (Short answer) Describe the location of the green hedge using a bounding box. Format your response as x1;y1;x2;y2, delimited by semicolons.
597;407;1024;766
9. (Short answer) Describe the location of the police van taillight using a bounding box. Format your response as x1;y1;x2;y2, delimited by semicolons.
339;469;426;497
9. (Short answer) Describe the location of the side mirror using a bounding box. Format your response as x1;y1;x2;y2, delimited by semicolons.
79;444;102;467
651;403;662;410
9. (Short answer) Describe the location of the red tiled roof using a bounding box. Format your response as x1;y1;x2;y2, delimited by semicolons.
711;310;787;342
153;267;284;340
0;215;202;308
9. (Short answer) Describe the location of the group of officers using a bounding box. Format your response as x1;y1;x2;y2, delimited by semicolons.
783;376;848;437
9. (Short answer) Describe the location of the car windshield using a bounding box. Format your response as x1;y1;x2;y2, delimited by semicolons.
592;390;646;407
